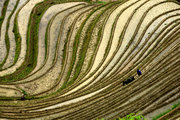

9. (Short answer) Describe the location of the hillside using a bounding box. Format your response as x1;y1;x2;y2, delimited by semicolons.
0;0;180;119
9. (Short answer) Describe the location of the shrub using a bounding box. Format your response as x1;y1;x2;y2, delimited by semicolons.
0;16;3;20
20;89;28;96
118;113;146;120
97;113;146;120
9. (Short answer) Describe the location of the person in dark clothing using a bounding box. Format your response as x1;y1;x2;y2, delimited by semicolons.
123;76;135;86
137;69;142;76
20;95;26;100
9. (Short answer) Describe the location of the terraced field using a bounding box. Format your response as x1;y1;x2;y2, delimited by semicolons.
0;0;180;119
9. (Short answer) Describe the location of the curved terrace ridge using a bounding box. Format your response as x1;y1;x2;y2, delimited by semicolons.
0;0;179;119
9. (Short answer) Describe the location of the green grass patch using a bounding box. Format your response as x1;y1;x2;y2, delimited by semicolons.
172;101;180;109
97;1;107;4
152;110;171;120
13;15;21;64
0;16;3;21
97;113;146;120
20;88;28;96
118;113;146;120
0;97;17;101
152;101;180;120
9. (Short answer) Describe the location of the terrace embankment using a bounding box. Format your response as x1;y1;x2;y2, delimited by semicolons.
0;0;179;120
2;0;28;69
0;0;17;64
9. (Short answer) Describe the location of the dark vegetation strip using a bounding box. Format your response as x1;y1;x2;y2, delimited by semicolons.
59;5;94;88
22;4;56;79
12;4;23;66
0;0;20;69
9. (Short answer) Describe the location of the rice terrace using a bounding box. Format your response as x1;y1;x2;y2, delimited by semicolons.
0;0;180;119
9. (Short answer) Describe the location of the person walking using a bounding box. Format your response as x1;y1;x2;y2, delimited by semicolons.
137;69;142;76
